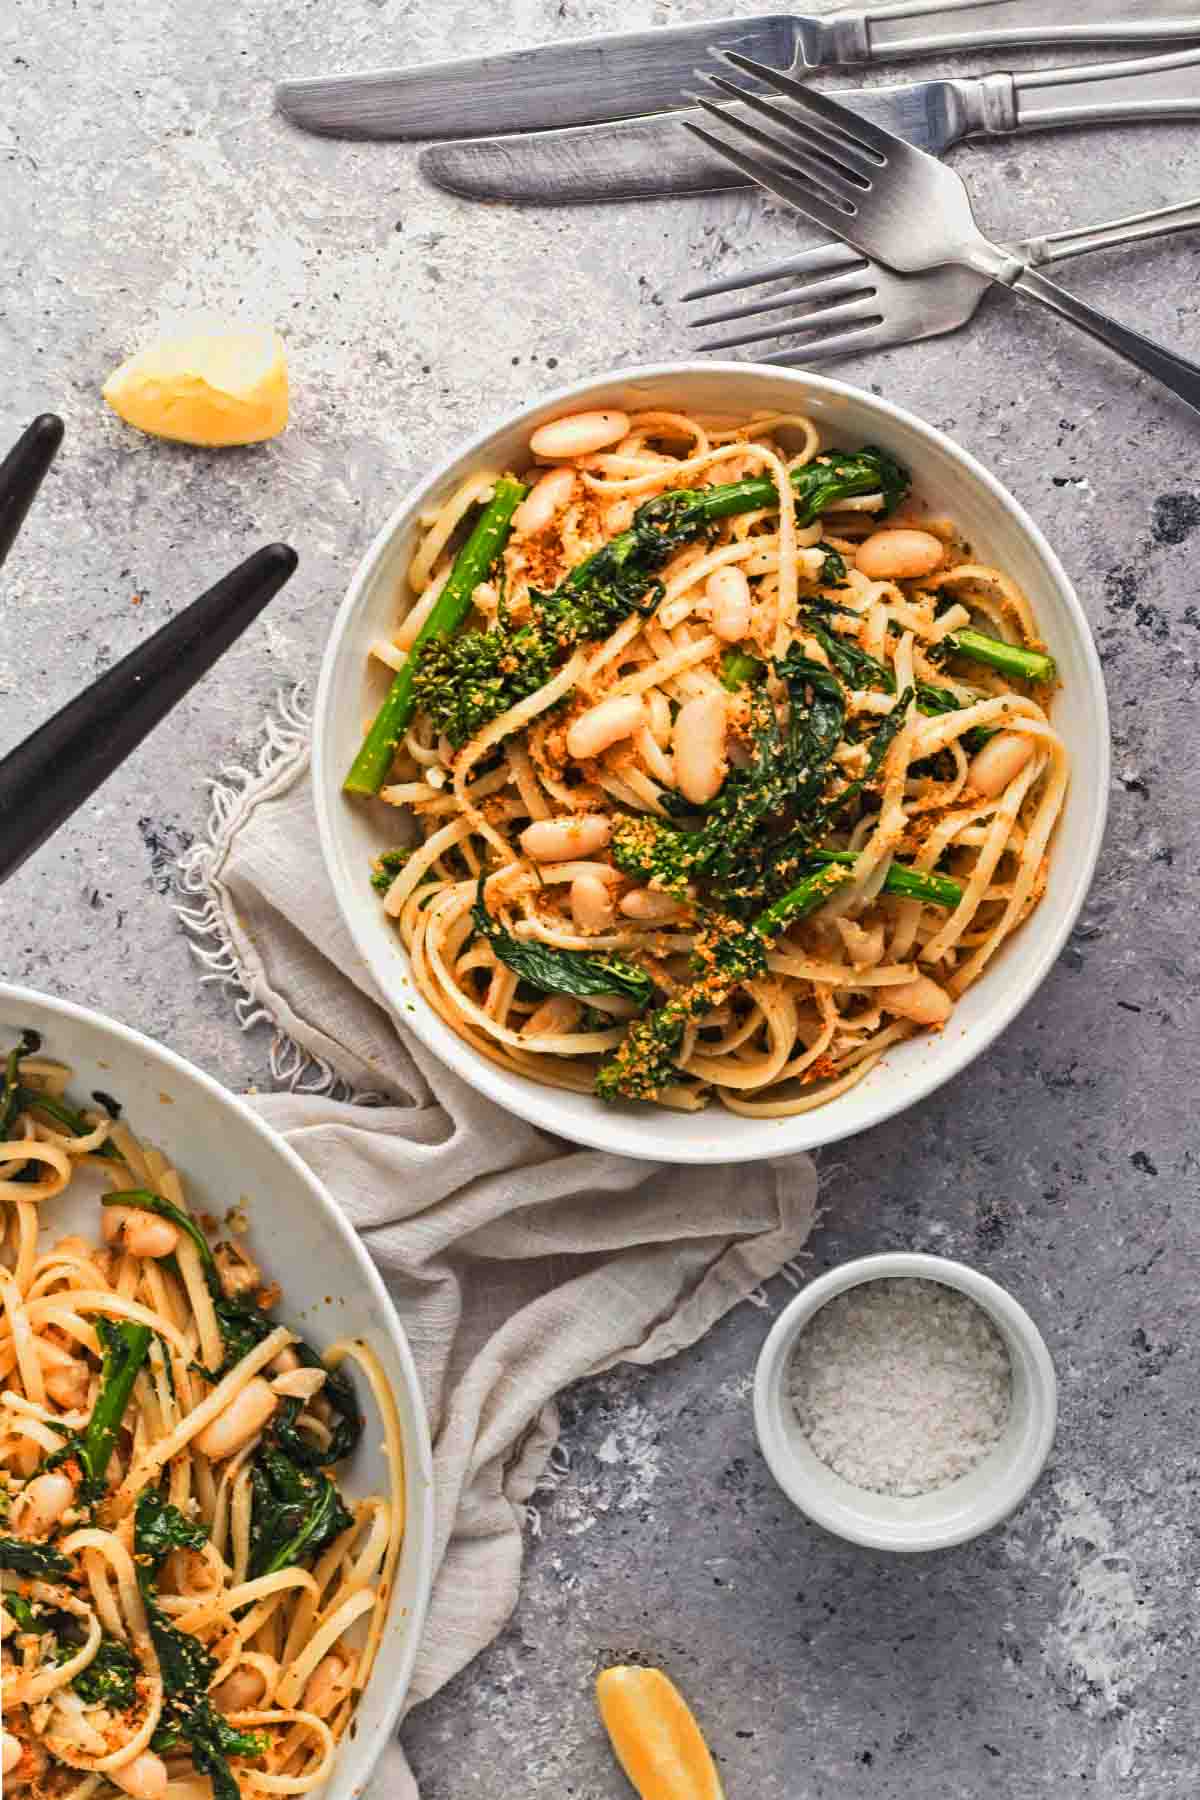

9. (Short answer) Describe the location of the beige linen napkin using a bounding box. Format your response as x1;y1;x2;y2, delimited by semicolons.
178;690;818;1794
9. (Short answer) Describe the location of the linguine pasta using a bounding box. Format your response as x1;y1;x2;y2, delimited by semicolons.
357;407;1067;1116
0;1036;405;1799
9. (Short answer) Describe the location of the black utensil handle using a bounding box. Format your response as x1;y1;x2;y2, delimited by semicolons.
0;415;65;573
0;542;298;884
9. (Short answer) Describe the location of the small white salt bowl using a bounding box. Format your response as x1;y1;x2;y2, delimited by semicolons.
753;1252;1057;1552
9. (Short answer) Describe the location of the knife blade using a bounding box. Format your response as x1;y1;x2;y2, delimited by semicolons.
275;1;1200;141
418;44;1200;204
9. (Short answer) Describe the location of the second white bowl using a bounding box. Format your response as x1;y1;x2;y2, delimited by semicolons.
313;361;1109;1163
753;1252;1058;1551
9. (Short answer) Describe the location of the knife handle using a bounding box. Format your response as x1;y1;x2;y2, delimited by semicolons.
826;0;1200;64
1008;45;1200;131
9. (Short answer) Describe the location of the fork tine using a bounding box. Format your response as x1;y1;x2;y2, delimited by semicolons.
681;243;865;305
697;295;885;354
681;121;862;241
689;268;878;330
687;99;861;213
765;323;893;365
702;68;881;184
720;49;897;164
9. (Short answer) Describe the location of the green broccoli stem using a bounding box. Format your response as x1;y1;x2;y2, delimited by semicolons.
344;475;528;797
944;627;1055;686
752;864;854;939
78;1322;152;1497
807;851;962;910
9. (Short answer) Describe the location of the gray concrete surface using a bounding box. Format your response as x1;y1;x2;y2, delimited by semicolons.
3;2;1199;1795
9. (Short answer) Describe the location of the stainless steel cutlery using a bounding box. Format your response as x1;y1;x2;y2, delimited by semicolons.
685;52;1200;414
277;1;1200;142
683;195;1200;362
416;44;1200;205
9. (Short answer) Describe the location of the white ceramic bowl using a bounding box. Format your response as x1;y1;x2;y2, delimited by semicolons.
313;362;1109;1163
0;983;435;1799
753;1252;1058;1551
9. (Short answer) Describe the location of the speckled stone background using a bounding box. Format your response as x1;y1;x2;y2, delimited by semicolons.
4;2;1200;1795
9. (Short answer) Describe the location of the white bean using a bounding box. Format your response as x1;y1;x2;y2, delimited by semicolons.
966;730;1034;798
270;1346;301;1375
835;917;884;969
565;695;644;761
520;814;612;862
529;409;629;460
16;1470;76;1537
108;1753;168;1800
673;693;728;806
102;1205;178;1259
2;1734;22;1778
646;690;673;749
620;888;689;923
521;995;583;1038
513;467;576;536
855;528;945;582
570;873;617;934
705;566;752;642
270;1366;327;1402
44;1361;90;1412
884;975;952;1027
212;1667;268;1713
193;1376;278;1461
303;1653;352;1719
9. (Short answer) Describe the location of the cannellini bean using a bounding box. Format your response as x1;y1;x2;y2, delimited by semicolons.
513;466;576;535
211;1667;268;1713
520;814;612;862
44;1361;90;1411
522;995;582;1038
3;1734;22;1777
270;1346;301;1375
570;873;617;934
108;1752;168;1800
303;1654;352;1719
565;695;644;761
620;887;689;922
270;1367;327;1402
966;730;1034;798
646;690;673;749
835;917;884;969
705;566;752;642
193;1376;278;1462
529;409;629;460
673;693;728;806
16;1470;76;1537
101;1205;178;1259
855;528;945;582
884;975;952;1027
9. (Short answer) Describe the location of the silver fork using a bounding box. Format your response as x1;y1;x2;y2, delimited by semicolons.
682;197;1200;363
684;51;1200;414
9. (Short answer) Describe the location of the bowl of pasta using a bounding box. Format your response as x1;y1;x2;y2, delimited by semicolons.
315;363;1108;1162
0;984;434;1800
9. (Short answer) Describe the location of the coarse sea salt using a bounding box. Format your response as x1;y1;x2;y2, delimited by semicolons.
787;1278;1012;1496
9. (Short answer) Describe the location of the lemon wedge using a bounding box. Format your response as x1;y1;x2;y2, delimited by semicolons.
102;327;288;447
596;1666;726;1800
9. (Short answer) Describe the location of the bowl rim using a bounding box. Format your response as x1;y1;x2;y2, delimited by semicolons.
752;1250;1058;1551
313;358;1110;1164
0;980;436;1790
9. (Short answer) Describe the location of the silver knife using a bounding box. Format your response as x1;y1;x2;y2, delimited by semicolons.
276;0;1200;141
419;44;1200;204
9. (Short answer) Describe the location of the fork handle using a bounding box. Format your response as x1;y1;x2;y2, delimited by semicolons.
1024;196;1200;268
1010;265;1200;418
